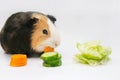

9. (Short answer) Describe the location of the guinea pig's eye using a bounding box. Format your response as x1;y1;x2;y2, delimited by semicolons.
43;29;48;35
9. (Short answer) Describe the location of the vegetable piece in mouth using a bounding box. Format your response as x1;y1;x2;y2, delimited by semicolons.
44;46;54;52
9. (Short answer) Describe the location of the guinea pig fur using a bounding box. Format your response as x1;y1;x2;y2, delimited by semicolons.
0;11;60;57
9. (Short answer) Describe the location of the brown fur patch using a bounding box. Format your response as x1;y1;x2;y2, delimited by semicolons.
31;13;51;50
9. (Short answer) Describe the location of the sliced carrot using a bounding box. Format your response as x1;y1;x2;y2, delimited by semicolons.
10;54;27;67
44;46;54;52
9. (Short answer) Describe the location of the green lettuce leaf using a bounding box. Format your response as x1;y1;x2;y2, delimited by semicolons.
75;41;112;66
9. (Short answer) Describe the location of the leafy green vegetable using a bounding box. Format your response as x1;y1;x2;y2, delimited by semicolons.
41;52;62;67
74;41;112;66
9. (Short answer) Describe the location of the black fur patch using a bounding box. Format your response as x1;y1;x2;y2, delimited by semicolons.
47;15;56;23
0;12;43;57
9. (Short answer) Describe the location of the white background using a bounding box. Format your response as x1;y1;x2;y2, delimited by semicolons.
0;0;120;80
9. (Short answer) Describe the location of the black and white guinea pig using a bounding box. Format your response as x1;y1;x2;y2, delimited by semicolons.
0;11;60;57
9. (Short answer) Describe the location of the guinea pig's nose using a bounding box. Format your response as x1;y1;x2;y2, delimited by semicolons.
54;41;60;47
55;43;58;46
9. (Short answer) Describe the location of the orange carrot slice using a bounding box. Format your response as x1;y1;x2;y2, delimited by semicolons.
44;46;54;52
10;54;27;67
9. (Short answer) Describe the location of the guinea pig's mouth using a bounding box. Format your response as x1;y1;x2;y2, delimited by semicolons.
42;41;60;48
34;41;60;52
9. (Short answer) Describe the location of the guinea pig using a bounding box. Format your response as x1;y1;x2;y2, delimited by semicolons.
0;11;60;57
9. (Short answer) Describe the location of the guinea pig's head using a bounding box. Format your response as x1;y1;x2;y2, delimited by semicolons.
29;13;60;52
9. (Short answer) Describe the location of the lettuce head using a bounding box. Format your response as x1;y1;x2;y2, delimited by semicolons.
74;41;112;66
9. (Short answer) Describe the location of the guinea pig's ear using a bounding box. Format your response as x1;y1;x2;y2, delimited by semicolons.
47;15;56;23
27;17;39;27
